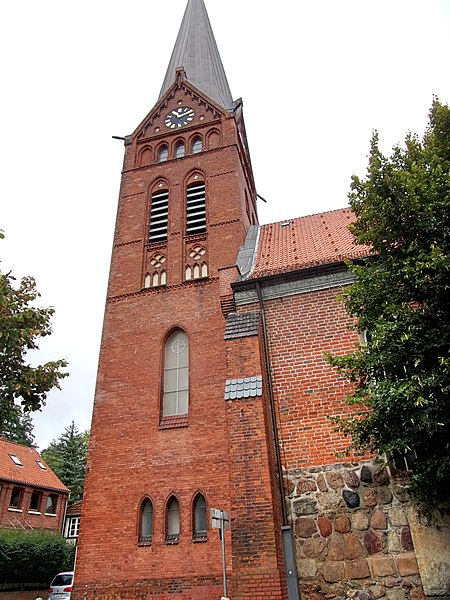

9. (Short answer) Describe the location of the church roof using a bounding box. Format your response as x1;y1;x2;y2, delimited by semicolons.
159;0;234;109
0;437;69;493
249;208;371;279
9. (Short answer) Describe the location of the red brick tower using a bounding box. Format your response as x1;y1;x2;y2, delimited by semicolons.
73;1;273;598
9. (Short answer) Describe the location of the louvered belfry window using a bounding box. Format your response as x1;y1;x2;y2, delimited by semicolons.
186;183;206;235
149;189;169;242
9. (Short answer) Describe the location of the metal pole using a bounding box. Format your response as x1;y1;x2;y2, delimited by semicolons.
220;510;228;598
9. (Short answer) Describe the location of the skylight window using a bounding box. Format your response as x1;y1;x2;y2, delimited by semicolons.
36;461;47;471
9;454;23;466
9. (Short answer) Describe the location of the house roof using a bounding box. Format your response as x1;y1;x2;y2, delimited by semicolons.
159;0;234;109
248;208;371;279
0;438;69;493
66;499;82;516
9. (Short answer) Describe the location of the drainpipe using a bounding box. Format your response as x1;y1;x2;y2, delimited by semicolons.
255;281;301;600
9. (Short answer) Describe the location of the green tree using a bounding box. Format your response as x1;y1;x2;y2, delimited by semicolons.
0;405;35;447
42;421;89;504
328;99;450;504
0;234;68;427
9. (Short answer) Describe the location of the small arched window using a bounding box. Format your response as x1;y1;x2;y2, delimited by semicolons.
157;144;169;163
163;330;188;416
139;499;153;545
193;493;207;541
166;496;180;544
175;141;185;158
192;137;202;154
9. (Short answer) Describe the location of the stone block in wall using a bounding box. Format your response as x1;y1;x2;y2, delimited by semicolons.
378;485;393;504
401;526;414;551
295;517;317;538
334;515;351;533
302;537;326;558
317;515;332;537
343;490;360;508
343;470;360;489
385;589;407;600
318;490;342;511
364;531;385;555
293;498;318;516
370;508;387;530
344;533;363;559
389;506;408;527
352;512;370;531
345;558;370;580
327;538;344;561
363;489;377;507
370;554;398;577
396;552;419;577
322;561;345;583
297;478;317;493
297;558;318;579
326;471;344;489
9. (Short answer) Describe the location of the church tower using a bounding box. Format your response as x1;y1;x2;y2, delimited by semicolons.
73;1;285;598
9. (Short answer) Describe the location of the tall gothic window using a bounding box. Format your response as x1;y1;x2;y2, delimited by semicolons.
186;183;206;235
139;499;153;545
149;189;169;242
163;329;189;416
166;495;180;544
193;493;207;540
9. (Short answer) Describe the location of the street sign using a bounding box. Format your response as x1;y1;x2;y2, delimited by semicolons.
210;508;230;529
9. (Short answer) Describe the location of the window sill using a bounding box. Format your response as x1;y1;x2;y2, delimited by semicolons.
8;508;22;512
165;536;179;545
28;510;41;515
159;414;189;430
45;512;57;517
138;538;152;547
193;534;207;543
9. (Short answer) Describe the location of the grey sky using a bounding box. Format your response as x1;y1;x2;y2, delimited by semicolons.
1;0;450;449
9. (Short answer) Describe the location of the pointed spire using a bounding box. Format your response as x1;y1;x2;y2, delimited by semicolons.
159;0;234;109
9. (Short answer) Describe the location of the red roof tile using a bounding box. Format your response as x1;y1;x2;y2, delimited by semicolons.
0;438;69;493
251;208;371;278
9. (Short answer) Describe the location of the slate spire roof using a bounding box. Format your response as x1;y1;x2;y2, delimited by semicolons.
159;0;234;109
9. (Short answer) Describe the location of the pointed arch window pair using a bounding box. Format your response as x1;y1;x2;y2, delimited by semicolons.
138;493;207;545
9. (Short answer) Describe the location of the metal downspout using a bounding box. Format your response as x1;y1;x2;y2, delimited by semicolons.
255;281;301;600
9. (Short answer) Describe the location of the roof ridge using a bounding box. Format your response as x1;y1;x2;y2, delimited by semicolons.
260;206;352;228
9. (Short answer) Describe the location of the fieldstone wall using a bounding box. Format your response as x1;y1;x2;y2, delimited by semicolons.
284;459;425;600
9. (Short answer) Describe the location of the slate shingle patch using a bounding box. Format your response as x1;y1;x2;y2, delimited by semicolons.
224;312;260;340
224;376;263;400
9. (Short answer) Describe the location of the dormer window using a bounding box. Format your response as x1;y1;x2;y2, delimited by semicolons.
36;460;47;470
9;454;23;466
157;144;169;163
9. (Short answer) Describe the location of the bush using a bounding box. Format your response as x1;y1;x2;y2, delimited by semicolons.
0;529;75;586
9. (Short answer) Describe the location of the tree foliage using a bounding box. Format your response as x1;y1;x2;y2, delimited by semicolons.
0;405;35;447
42;421;90;504
328;99;450;504
0;238;68;427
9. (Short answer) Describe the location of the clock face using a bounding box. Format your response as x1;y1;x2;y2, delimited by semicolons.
165;107;195;129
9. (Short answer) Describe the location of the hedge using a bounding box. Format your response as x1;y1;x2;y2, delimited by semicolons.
0;529;75;586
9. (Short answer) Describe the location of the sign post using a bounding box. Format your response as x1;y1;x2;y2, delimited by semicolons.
211;508;230;600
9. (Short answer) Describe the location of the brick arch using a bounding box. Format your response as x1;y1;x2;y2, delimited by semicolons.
183;168;206;188
206;128;221;150
138;145;153;167
155;142;169;162
172;137;186;158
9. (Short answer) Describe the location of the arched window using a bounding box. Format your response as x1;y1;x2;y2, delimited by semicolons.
149;190;169;242
139;499;153;545
166;496;180;544
163;330;188;416
192;137;202;154
157;144;169;163
186;182;206;235
175;141;185;158
193;493;207;541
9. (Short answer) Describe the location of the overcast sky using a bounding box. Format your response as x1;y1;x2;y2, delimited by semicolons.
1;0;450;450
